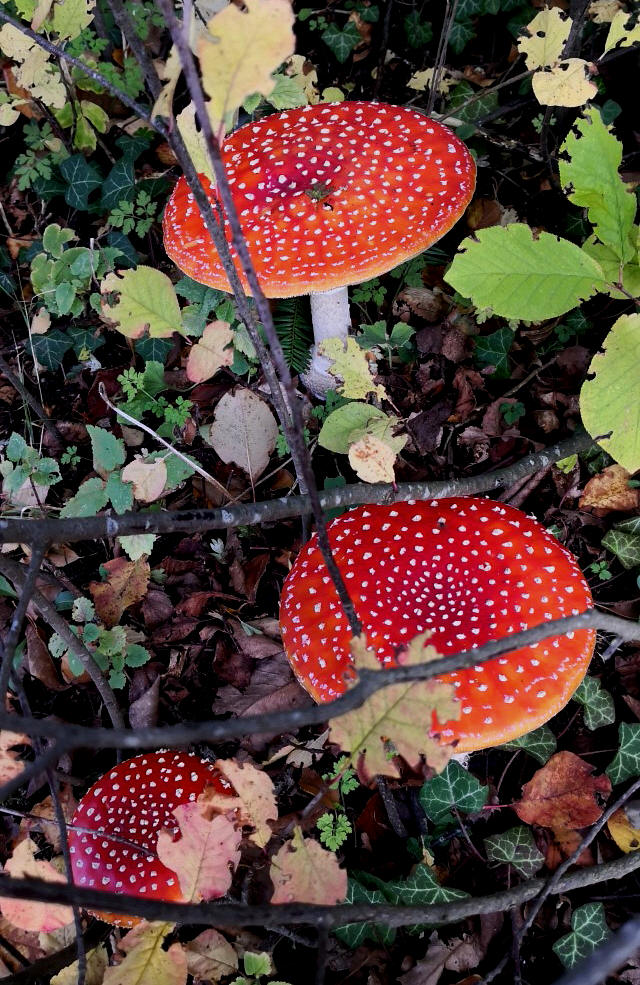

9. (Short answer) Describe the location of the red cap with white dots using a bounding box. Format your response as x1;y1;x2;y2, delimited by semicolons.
69;751;234;926
163;102;476;298
279;498;595;753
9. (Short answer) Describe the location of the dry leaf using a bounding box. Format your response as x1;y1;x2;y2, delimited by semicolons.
89;557;150;628
532;59;597;107
205;388;278;480
103;922;187;985
203;759;277;848
517;8;571;69
604;9;640;51
186;321;234;383
30;307;50;335
608;807;640;853
51;946;108;985
198;0;295;138
175;104;216;183
185;928;238;982
0;840;74;932
20;785;77;852
0;25;66;108
0;731;31;784
121;457;168;503
580;464;640;513
270;826;347;904
157;805;241;902
348;433;397;484
318;337;387;400
588;0;622;24
152;45;181;121
329;633;459;782
515;751;611;834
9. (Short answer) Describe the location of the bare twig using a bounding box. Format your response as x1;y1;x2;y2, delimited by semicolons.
0;544;45;699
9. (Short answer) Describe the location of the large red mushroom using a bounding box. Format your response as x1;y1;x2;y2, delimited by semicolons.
163;102;475;395
279;498;595;753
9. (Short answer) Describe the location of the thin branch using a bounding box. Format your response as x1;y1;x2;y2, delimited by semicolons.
0;432;596;546
0;850;637;929
427;0;460;115
0;544;45;699
0;608;636;759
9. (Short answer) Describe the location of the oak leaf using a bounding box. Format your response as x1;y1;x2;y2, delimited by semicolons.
157;805;241;902
580;464;640;513
202;759;277;848
329;633;459;782
0;840;74;932
103;922;186;985
89;557;150;628
270;826;347;904
515;750;611;834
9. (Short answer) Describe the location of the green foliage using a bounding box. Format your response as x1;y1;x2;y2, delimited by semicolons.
321;21;361;62
553;903;609;968
175;276;234;338
419;761;488;826
607;723;640;785
108;189;158;238
500;401;525;424
484;825;545;878
317;811;352;851
572;676;615;730
117;363;193;439
272;297;313;373
449;80;498;123
500;725;557;764
474;326;514;377
58;154;102;210
356;321;415;362
404;10;432;47
588;559;613;582
86;426;126;477
335;879;396;948
323;756;360;796
0;432;61;503
351;277;387;305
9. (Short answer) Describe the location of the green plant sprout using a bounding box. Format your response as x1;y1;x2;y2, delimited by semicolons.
108;189;159;237
0;433;61;506
230;951;292;985
588;559;613;582
117;364;193;439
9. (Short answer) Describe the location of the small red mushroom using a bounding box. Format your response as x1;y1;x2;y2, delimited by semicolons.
68;751;234;926
279;498;595;753
163;102;475;395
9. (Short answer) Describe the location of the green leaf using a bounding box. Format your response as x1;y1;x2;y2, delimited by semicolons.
499;725;557;764
67;326;104;356
581;235;640;300
419;761;488;825
615;517;640;535
59;154;101;210
553;902;609;969
474;327;514;377
55;281;76;315
603;529;640;569
484;826;545;878
446;224;606;321
404;10;432;47
42;223;74;259
87;425;126;477
243;954;271;978
105;471;134;514
321;21;360;62
119;533;156;560
101;266;183;339
272;297;313;374
30;330;73;370
60;477;109;517
363;863;469;906
125;643;150;667
319;403;388;454
559;108;636;263
334;879;396;948
449;18;475;53
449;80;498;123
6;433;28;463
102;156;135;210
572;676;616;730
134;336;174;363
580;314;640;473
607;723;640;784
267;74;307;110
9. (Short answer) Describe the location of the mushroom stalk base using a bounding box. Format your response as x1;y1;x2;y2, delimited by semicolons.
300;286;351;398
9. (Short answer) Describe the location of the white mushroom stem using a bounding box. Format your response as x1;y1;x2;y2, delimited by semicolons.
300;285;351;398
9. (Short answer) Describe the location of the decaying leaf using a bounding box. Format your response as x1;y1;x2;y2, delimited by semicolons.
329;633;459;782
19;784;77;852
0;731;31;785
100;267;182;339
156;805;241;902
201;759;277;848
318;337;387;400
51;945;108;985
103;922;186;985
0;24;66;108
608;807;640;853
120;458;168;504
0;840;74;932
198;0;295;138
175;104;216;183
185;928;239;982
270;826;347;904
580;464;640;513
604;9;640;52
348;433;397;484
515;751;611;835
186;321;234;383
89;557;150;628
204;388;278;480
517;8;571;69
532;59;597;107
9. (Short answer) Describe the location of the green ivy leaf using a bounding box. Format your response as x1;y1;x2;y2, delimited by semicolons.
363;863;469;906
60;477;109;517
581;314;640;474
608;723;640;785
446;224;606;321
30;330;73;371
449;18;475;53
134;337;174;364
603;529;640;569
559;107;636;264
404;10;432;47
321;21;360;62
553;902;609;969
500;725;557;764
334;879;396;948
59;154;102;210
419;761;488;825
474;327;514;377
449;80;498;122
87;425;126;477
572;676;616;730
102;156;135;210
484;826;545;878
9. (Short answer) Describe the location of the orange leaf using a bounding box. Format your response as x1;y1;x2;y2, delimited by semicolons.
580;464;640;514
0;840;74;932
156;805;241;903
89;557;150;627
515;750;611;834
0;730;31;785
270;826;347;904
204;759;277;848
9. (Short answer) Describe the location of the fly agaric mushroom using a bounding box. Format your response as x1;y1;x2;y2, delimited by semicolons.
279;498;595;753
68;750;234;926
163;102;475;396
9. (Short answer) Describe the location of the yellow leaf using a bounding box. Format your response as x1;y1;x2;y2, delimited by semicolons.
31;0;54;32
329;633;460;782
152;45;182;121
318;337;387;400
348;433;397;484
198;0;295;139
50;0;95;40
284;54;319;104
532;59;598;107
175;104;216;183
156;806;241;902
103;922;187;985
51;946;108;985
0;25;66;108
608;807;640;853
604;8;640;52
588;0;622;24
270;827;347;904
186;320;234;383
517;8;571;69
204;759;277;848
407;68;454;95
100;266;183;339
0;840;74;933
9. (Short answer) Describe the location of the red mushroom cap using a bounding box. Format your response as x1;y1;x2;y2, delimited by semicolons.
69;751;234;926
279;498;595;753
163;102;475;298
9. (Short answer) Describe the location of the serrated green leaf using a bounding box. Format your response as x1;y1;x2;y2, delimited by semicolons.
30;330;73;370
105;471;134;514
60;477;109;517
267;73;307;110
559;108;636;263
500;725;557;764
125;643;150;667
474;327;514;377
608;723;640;785
419;761;488;825
59;154;101;210
321;21;360;62
581;314;640;473
334;879;396;948
485;826;544;878
86;425;126;477
6;433;28;463
553;902;609;969
572;676;616;730
446;224;606;321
